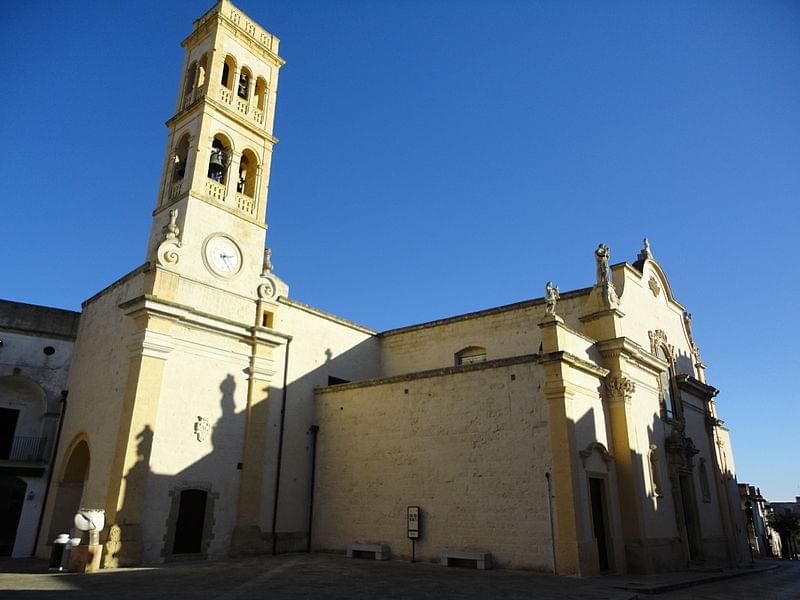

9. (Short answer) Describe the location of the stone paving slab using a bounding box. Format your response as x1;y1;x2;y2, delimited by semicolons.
0;553;632;600
0;553;792;600
607;562;781;594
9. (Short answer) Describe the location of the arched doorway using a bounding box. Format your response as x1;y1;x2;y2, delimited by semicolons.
48;439;90;540
0;477;27;556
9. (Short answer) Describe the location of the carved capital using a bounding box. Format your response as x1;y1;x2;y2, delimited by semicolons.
606;373;635;404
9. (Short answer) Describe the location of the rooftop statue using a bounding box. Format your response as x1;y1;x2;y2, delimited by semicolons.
544;281;560;316
637;237;653;262
595;243;610;286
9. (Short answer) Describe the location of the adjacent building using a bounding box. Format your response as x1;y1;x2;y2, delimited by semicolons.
738;483;781;558
0;301;79;557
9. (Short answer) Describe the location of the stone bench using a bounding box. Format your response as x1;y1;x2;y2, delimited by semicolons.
346;543;390;561
441;551;492;570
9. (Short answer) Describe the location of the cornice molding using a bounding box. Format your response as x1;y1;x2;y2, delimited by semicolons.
676;373;719;400
317;353;544;394
538;351;610;378
120;295;288;345
579;307;625;324
595;337;668;374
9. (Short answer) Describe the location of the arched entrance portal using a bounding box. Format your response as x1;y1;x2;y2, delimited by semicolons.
48;439;90;540
0;477;27;556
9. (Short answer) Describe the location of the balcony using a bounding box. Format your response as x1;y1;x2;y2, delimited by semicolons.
235;193;255;216
0;436;49;476
169;180;183;200
205;179;226;202
252;108;264;125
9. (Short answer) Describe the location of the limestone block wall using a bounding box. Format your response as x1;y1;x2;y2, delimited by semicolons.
380;290;591;378
263;299;381;545
312;357;555;570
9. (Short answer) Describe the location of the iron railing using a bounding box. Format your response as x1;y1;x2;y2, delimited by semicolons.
2;436;48;462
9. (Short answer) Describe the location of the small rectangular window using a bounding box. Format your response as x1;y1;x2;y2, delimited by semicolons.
261;311;274;328
457;353;486;366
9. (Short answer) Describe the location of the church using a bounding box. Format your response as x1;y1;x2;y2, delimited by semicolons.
0;0;750;575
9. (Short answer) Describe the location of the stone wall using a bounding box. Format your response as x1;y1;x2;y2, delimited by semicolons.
312;356;556;570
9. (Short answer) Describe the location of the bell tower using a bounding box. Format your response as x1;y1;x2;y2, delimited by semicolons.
146;0;285;300
89;1;290;566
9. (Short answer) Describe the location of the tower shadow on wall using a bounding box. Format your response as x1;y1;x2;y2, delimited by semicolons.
107;374;245;565
155;374;244;561
107;423;154;567
100;336;379;566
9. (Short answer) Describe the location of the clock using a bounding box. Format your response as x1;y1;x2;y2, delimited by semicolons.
203;235;242;277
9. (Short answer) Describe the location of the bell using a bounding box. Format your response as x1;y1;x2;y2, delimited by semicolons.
208;148;226;180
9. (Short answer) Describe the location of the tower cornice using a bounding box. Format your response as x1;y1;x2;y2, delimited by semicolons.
181;1;285;68
165;98;279;146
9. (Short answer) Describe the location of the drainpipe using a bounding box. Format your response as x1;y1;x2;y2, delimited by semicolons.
33;390;68;556
270;338;291;555
545;471;557;574
306;425;319;553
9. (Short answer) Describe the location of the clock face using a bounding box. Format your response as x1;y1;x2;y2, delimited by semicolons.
204;235;242;277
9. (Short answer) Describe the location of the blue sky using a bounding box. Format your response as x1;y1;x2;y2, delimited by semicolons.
3;1;799;501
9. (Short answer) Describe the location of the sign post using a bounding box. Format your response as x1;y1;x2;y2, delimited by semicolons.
407;506;420;563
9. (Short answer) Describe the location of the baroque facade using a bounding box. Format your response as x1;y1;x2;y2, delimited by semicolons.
7;1;749;575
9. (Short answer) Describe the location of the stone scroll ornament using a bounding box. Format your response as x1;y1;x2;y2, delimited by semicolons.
257;278;277;300
544;281;560;316
156;208;182;266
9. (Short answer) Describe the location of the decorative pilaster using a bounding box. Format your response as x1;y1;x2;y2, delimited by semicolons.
102;306;175;567
231;323;282;555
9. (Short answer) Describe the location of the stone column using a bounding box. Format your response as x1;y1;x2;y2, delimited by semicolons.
246;76;256;114
225;151;241;206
